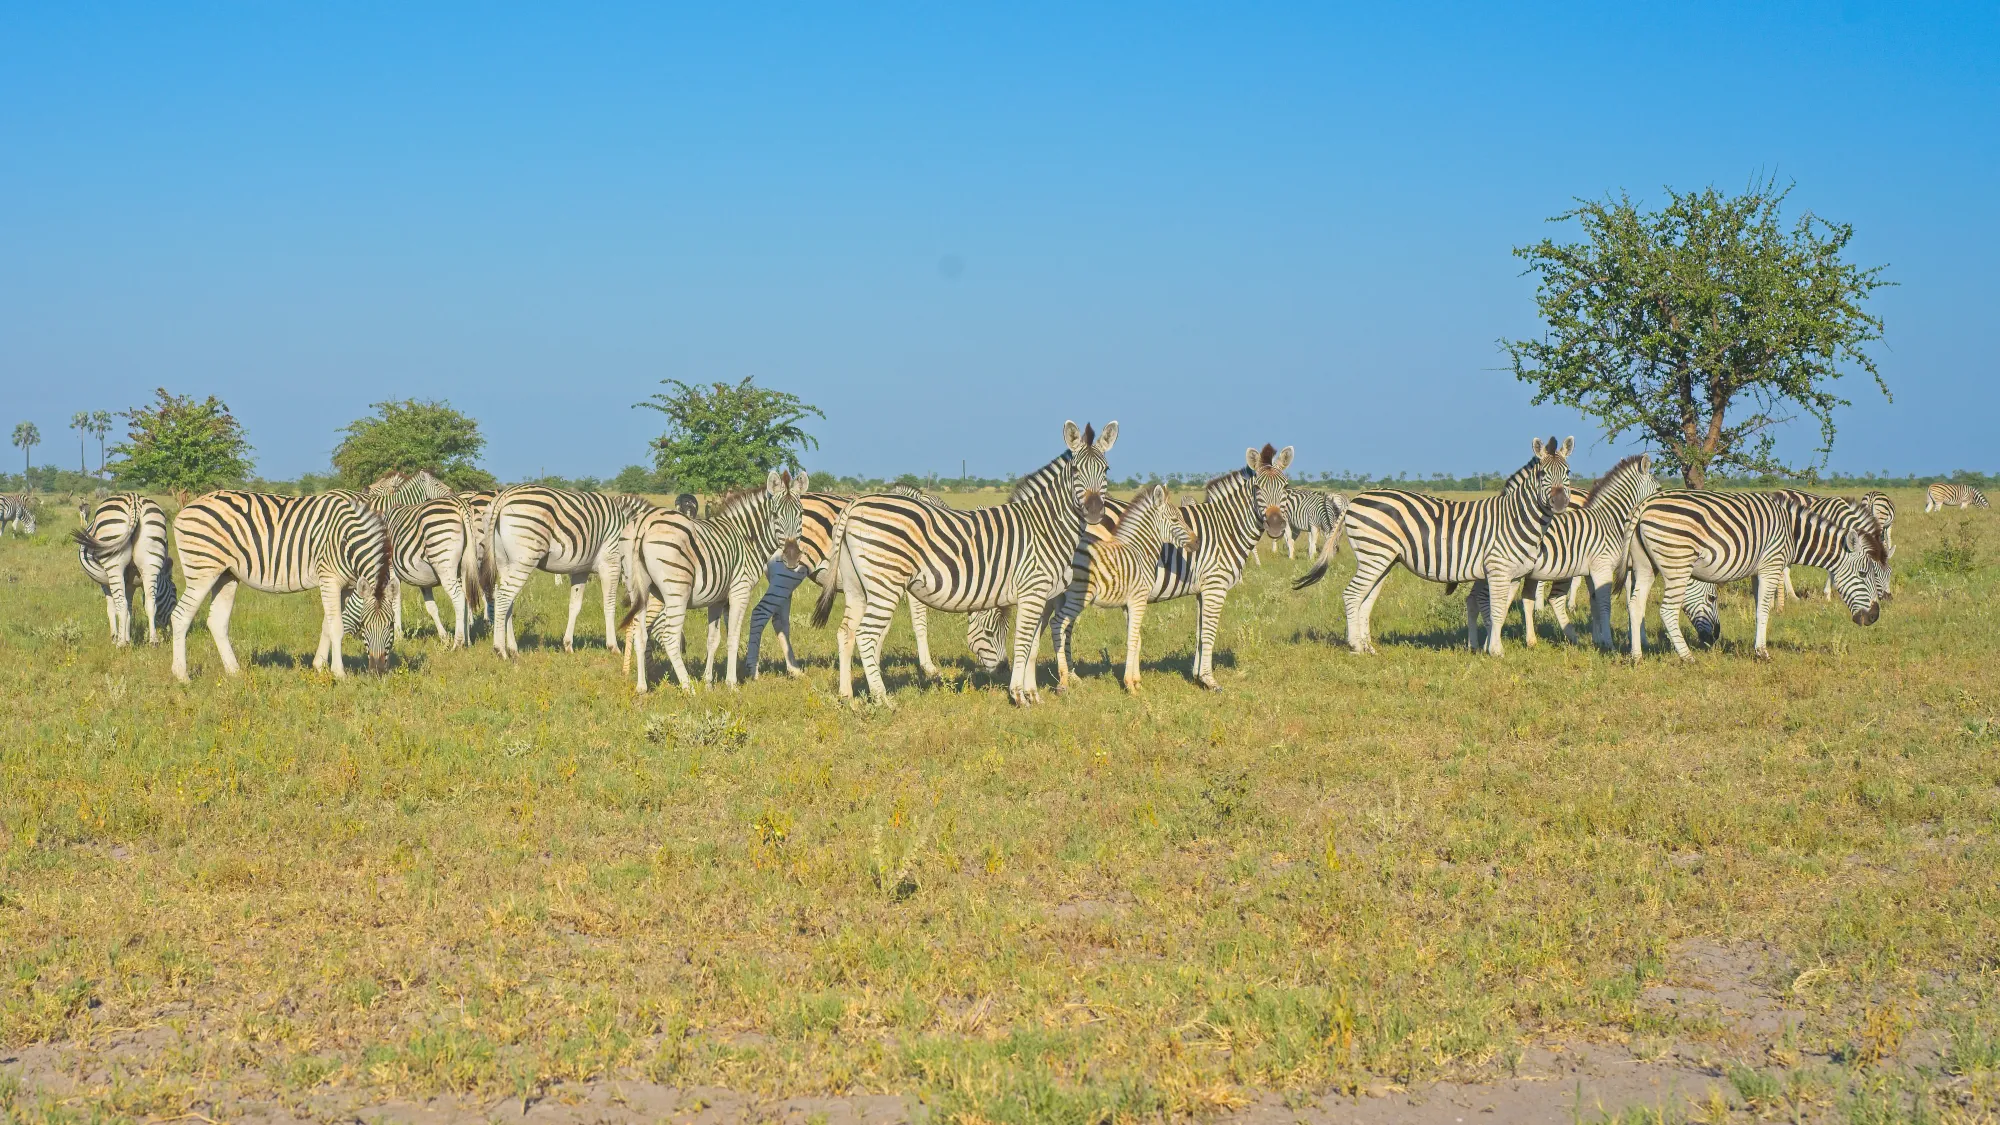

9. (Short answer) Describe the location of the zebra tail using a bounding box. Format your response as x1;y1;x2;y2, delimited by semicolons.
458;499;485;617
809;508;852;627
1291;508;1347;591
71;524;132;557
476;490;503;597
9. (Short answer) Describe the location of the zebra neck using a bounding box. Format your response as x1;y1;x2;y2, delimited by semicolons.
1495;483;1549;560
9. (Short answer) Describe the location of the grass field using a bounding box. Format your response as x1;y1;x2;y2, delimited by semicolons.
3;489;1998;1123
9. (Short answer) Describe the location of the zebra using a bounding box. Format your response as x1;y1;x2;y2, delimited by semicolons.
674;493;700;517
986;442;1294;691
386;469;453;510
384;494;486;646
1627;489;1886;661
1463;453;1658;650
1772;490;1894;608
73;493;176;645
1296;437;1573;655
480;486;651;657
366;471;406;500
621;471;806;692
0;494;35;535
1926;482;1989;512
745;488;1003;682
1280;485;1344;560
1049;484;1197;692
811;421;1116;705
169;489;395;682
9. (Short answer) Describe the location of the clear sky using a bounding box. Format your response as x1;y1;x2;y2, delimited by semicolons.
3;3;1994;481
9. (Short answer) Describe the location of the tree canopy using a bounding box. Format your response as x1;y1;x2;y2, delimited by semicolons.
332;399;495;491
111;389;253;497
11;422;40;472
1503;178;1890;488
634;377;823;493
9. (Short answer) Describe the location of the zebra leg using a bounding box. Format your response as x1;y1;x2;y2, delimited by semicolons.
1343;556;1393;655
1548;578;1579;644
1123;599;1147;692
850;583;899;704
1051;592;1081;689
1009;586;1052;705
1587;568;1616;651
1192;584;1229;688
1285;527;1296;559
1518;579;1538;649
702;608;723;685
910;596;941;681
629;592;653;692
659;594;698;692
1626;553;1656;660
442;573;468;649
1308;526;1320;558
103;582;127;646
1753;560;1783;660
169;569;226;683
489;562;535;658
598;556;622;654
1656;570;1695;661
1482;575;1518;656
559;574;587;652
723;579;754;688
419;586;449;642
191;576;240;676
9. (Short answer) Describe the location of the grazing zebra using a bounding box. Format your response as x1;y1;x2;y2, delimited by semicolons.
621;471;806;692
745;488;1002;682
481;486;651;656
1281;485;1342;559
1464;453;1658;650
0;494;34;535
1772;490;1894;608
1296;437;1574;655
384;494;486;646
386;469;453;510
1627;489;1886;660
73;493;176;645
811;421;1116;705
169;490;395;682
1926;482;1989;512
1049;484;1197;692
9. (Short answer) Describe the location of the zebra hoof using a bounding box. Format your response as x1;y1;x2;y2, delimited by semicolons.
1753;648;1772;663
785;666;805;679
1197;676;1221;691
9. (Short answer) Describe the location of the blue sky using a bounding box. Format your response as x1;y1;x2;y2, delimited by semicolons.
3;3;1994;481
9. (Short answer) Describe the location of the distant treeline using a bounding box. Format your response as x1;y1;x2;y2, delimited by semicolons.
7;464;1996;498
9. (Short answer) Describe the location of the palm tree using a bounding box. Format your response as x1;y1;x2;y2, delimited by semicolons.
12;421;41;475
90;411;114;476
71;411;91;474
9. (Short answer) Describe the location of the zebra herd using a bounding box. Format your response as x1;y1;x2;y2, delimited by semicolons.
41;425;1955;698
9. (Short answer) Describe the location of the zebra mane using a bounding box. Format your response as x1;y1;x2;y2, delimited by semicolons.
1007;451;1072;505
1203;467;1253;502
1581;454;1648;507
713;486;768;519
1111;484;1165;546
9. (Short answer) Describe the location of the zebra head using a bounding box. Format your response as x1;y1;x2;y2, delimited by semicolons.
1829;525;1887;627
1529;436;1575;515
1245;443;1296;539
674;493;700;518
1686;580;1722;647
1063;420;1118;524
1163;492;1198;553
766;470;809;568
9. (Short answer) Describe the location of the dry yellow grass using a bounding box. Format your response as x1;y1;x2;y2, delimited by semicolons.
2;490;1997;1123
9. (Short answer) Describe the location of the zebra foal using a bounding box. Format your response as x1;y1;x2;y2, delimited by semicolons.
1297;437;1573;655
1050;484;1196;692
1627;489;1886;661
1926;483;1988;512
74;493;176;645
169;490;395;682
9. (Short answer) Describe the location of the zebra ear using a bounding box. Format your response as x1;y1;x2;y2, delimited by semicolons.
1064;420;1085;454
790;471;810;497
1094;421;1118;453
1271;445;1294;472
1245;447;1263;471
1559;436;1575;457
766;469;784;494
1532;437;1546;457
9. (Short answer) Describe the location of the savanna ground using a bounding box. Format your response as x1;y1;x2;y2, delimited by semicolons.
2;488;1998;1125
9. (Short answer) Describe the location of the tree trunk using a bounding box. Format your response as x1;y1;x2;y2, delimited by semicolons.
1682;462;1705;489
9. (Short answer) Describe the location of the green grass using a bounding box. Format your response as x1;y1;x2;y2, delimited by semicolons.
2;490;1998;1122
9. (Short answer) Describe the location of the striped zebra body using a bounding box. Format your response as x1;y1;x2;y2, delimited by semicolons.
350;495;484;646
74;493;176;645
388;470;453;510
1296;437;1574;655
1050;484;1197;692
1281;485;1343;559
745;490;1000;682
0;494;35;535
811;421;1117;705
169;489;394;681
621;471;806;691
1926;482;1989;512
1627;489;1886;660
366;472;406;501
482;486;651;656
1773;489;1893;608
1466;453;1657;650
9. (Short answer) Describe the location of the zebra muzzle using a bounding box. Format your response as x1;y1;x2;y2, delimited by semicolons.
1853;603;1880;626
1263;507;1285;537
1548;487;1570;512
782;540;801;568
1082;491;1106;524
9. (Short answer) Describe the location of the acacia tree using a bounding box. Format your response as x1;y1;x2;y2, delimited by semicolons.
11;422;39;474
634;377;823;493
332;399;495;490
110;389;254;501
1503;178;1890;488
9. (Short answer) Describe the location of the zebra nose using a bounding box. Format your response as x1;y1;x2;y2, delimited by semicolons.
782;540;801;568
1549;488;1570;511
1854;603;1880;626
1082;491;1105;522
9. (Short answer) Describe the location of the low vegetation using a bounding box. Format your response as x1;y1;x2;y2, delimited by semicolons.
2;490;1996;1122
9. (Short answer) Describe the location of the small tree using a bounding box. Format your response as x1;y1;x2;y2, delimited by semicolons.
1503;178;1891;488
110;389;254;500
11;422;40;474
89;411;113;476
331;399;495;491
634;377;823;493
